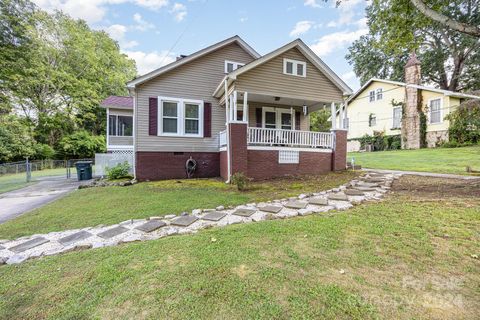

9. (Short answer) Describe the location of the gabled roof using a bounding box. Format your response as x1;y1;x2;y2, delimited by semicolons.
213;38;353;98
100;96;133;109
347;78;480;103
127;35;260;89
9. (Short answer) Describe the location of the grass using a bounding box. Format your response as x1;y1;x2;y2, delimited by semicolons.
0;167;73;194
0;171;357;239
349;145;480;175
0;176;478;319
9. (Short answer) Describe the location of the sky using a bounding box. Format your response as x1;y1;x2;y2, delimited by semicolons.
33;0;369;90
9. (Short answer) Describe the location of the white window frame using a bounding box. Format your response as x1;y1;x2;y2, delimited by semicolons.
108;114;133;137
158;96;204;137
224;60;244;73
376;88;383;100
283;58;307;77
392;106;402;129
369;90;376;102
262;107;296;130
428;98;443;124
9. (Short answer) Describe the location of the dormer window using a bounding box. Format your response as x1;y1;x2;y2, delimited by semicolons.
225;60;244;73
283;58;306;77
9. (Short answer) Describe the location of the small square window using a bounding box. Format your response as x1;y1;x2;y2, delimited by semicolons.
369;91;375;102
283;59;306;77
224;60;244;73
376;88;383;100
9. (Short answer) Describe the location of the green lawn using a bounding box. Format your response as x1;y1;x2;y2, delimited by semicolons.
0;176;478;319
0;171;357;239
349;145;480;175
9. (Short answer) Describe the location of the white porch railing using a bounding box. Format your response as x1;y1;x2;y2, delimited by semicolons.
247;127;334;149
219;130;227;147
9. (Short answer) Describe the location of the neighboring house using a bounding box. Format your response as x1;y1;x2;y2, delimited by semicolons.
120;35;352;181
340;54;480;151
100;96;134;152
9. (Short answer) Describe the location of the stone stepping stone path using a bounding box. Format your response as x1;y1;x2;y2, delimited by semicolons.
202;211;227;221
171;215;198;227
258;205;283;213
0;172;401;265
97;226;128;239
59;231;92;246
284;200;308;209
135;220;166;233
309;197;329;206
9;237;49;253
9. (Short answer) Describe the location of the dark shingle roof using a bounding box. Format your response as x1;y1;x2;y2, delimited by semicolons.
100;96;133;109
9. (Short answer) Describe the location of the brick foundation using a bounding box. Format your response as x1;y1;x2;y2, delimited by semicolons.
136;152;220;181
331;129;347;171
247;150;332;180
220;150;228;180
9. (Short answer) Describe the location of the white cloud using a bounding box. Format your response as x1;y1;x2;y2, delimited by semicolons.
289;21;314;37
124;50;176;74
134;0;169;10
342;71;356;81
170;3;187;22
104;24;139;49
304;0;320;8
132;13;155;31
239;17;248;23
326;0;364;28
310;28;368;57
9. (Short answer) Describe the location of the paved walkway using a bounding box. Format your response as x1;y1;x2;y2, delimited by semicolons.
0;172;400;265
363;168;480;180
0;176;88;224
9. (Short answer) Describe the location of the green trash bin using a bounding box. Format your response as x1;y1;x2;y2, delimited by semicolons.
75;161;93;181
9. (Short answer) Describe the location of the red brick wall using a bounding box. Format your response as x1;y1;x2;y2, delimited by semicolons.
229;123;248;175
332;130;347;171
219;150;228;180
136;152;220;181
247;149;332;180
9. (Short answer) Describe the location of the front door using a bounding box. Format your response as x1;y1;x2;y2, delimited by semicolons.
262;107;295;130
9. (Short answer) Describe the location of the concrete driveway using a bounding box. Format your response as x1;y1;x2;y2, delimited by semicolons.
0;176;88;224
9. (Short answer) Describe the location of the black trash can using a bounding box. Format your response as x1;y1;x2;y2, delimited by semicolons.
75;161;93;181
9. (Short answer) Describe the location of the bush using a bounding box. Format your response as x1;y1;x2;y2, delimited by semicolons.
357;132;401;151
106;161;132;180
33;144;55;159
58;131;105;159
445;100;480;144
231;172;249;191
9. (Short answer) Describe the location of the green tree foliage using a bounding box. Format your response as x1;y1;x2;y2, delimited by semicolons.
445;99;480;144
0;115;36;161
346;0;480;92
58;131;106;159
0;0;137;162
310;108;332;132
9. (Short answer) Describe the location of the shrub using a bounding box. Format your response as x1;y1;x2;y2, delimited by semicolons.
357;132;401;151
231;172;249;191
58;131;105;159
445;100;480;144
33;144;55;159
106;161;132;180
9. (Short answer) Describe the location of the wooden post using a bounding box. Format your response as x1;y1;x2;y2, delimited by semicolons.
331;102;336;130
233;90;238;121
243;91;248;122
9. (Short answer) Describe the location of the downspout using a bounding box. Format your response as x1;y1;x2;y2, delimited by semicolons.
224;79;231;183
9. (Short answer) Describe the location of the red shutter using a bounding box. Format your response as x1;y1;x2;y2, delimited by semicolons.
255;108;262;128
203;102;212;137
149;97;158;135
295;111;301;130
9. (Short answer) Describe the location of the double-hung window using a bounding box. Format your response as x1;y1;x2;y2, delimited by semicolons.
108;115;133;136
429;98;442;124
283;58;306;77
159;97;203;137
369;90;376;102
376;88;383;100
225;60;244;73
392;107;402;129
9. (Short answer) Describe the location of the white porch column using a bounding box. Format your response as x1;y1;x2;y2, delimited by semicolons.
233;90;238;122
224;80;229;124
339;103;344;129
344;100;348;130
331;102;337;130
243;91;248;122
229;94;234;122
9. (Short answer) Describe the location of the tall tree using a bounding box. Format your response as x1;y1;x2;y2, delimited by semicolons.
346;0;480;92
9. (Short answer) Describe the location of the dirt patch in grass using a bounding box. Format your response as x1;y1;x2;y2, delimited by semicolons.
392;175;480;199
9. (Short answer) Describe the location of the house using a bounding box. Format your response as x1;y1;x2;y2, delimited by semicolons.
340;53;480;151
110;35;353;181
100;95;134;153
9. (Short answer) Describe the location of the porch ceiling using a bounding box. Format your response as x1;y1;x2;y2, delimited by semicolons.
238;92;333;112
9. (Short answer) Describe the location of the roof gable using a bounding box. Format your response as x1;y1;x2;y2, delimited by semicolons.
127;35;260;89
215;39;352;96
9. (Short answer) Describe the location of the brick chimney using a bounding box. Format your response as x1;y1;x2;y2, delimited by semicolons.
402;52;422;149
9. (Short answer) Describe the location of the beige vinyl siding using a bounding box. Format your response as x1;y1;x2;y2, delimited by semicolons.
109;136;133;146
136;43;255;152
235;48;344;103
247;102;310;131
